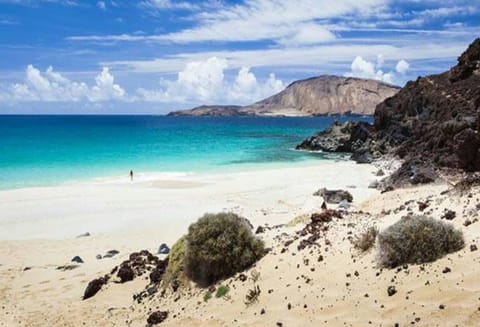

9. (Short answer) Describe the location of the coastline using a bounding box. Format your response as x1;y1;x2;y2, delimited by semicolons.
0;159;377;240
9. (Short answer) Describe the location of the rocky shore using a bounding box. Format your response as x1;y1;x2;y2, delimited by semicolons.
297;38;480;189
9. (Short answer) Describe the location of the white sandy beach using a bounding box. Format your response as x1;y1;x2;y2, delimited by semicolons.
1;161;479;327
0;160;378;241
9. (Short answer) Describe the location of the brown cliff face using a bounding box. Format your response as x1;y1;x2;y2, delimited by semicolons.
374;38;480;172
243;76;399;116
168;76;400;117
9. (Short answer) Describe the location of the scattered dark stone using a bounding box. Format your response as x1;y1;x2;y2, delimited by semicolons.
442;267;451;274
260;308;265;315
439;304;445;310
255;226;265;234
157;243;170;255
311;210;342;223
147;311;168;325
387;286;397;296
71;256;84;264
321;201;327;210
56;264;79;271
442;210;456;220
287;303;292;310
147;285;158;296
83;275;109;300
238;273;248;282
117;265;135;283
96;254;102;260
150;259;168;284
314;188;353;204
276;322;283;327
464;219;472;227
103;250;120;258
417;201;429;212
376;169;385;176
76;232;90;238
23;267;32;271
470;244;478;252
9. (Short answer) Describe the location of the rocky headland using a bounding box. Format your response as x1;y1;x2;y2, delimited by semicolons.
297;38;480;189
168;76;400;117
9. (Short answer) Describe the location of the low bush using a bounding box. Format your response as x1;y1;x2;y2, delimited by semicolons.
203;291;212;302
215;285;230;298
352;226;378;252
377;215;464;268
184;212;265;287
162;236;187;288
245;285;261;306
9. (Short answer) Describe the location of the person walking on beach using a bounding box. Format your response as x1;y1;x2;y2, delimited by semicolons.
130;170;133;181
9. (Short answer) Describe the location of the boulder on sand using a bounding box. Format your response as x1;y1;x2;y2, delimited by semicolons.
314;188;353;204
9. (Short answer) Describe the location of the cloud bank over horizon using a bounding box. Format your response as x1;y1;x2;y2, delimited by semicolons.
0;0;478;113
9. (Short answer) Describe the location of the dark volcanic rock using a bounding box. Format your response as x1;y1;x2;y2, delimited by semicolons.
157;243;170;255
296;39;480;187
386;159;438;187
117;265;135;283
296;121;375;156
71;256;84;264
147;311;168;325
103;249;119;258
314;188;353;204
150;259;168;284
115;250;164;283
311;210;342;223
83;275;109;300
387;285;397;296
374;38;480;173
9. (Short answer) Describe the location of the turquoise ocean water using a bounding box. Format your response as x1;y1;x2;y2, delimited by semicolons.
0;115;372;190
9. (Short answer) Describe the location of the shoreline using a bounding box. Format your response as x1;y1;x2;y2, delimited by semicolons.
0;156;339;192
0;159;378;241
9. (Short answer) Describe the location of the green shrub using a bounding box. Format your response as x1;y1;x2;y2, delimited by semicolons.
184;212;265;287
162;236;187;287
352;226;378;252
377;215;464;268
215;285;230;298
203;291;212;302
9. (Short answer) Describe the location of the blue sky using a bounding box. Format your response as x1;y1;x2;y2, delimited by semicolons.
0;0;479;114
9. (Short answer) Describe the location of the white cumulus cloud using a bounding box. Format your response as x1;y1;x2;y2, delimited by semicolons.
346;56;410;84
396;59;410;74
137;57;284;104
1;65;125;102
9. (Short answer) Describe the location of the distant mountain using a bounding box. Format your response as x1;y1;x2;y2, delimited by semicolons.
167;105;244;117
168;76;400;117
